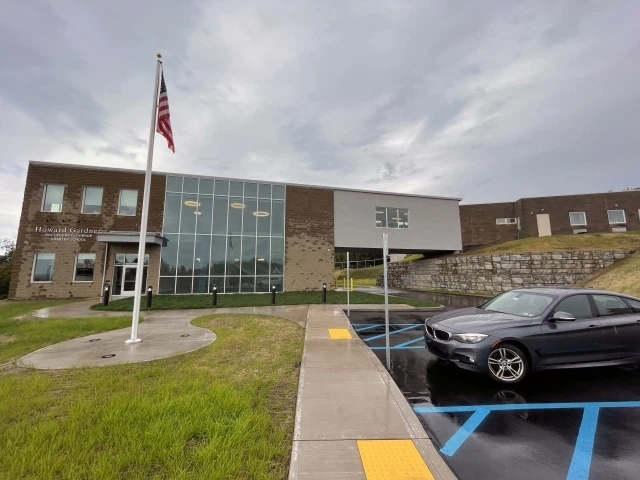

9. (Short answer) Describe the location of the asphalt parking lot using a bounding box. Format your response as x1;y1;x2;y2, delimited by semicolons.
348;308;640;480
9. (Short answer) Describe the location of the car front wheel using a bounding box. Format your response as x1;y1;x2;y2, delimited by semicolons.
487;344;528;384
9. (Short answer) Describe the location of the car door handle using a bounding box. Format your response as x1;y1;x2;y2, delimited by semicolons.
588;325;599;328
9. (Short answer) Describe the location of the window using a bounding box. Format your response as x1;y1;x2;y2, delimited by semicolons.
625;298;640;313
42;184;64;212
74;253;96;282
592;295;632;316
375;207;409;229
496;218;517;225
607;209;626;224
569;212;587;226
482;291;554;317
554;295;592;319
82;187;103;214
118;189;138;216
32;253;55;282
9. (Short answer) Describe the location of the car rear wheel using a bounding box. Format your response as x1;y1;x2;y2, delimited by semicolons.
487;344;528;384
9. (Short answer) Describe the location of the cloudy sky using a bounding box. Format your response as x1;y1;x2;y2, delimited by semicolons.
1;0;639;239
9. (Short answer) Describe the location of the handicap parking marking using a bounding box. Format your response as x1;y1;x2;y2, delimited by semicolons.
413;401;640;480
363;324;423;342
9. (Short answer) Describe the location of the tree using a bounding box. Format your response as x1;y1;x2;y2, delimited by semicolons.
0;239;15;298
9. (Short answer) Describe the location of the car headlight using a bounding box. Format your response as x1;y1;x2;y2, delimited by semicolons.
451;333;488;344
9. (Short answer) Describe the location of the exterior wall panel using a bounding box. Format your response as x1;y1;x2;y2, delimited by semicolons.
284;186;334;291
333;190;462;252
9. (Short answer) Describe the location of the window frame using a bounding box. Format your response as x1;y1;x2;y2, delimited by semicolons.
81;186;104;215
31;253;55;283
73;252;97;283
375;206;410;229
607;209;626;225
495;217;517;225
41;184;65;213
568;211;587;226
118;189;139;216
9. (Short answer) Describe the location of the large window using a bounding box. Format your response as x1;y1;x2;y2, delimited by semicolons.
42;184;64;212
74;253;96;281
159;176;286;294
569;212;587;226
32;253;55;282
118;189;138;216
607;209;626;224
375;207;409;229
82;187;103;214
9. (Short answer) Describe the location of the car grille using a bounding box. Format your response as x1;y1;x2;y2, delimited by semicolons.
426;325;451;341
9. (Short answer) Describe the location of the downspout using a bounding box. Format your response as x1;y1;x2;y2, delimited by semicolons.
100;242;109;301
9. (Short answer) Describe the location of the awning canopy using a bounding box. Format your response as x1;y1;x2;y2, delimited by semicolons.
96;231;167;246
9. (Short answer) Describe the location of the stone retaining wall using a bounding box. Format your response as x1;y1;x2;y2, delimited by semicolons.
377;249;633;295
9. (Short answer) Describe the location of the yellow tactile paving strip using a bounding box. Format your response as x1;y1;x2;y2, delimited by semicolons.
357;439;435;480
328;328;352;339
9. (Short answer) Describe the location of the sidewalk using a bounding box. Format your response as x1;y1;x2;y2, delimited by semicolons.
290;304;456;480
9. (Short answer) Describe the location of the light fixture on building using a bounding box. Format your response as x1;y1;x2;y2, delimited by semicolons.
184;200;200;207
193;211;201;215
230;202;246;209
257;257;265;262
234;258;240;262
253;211;269;217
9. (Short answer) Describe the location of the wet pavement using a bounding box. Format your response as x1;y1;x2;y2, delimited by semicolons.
347;306;640;480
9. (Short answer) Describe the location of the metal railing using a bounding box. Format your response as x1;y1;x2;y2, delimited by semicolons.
334;258;384;270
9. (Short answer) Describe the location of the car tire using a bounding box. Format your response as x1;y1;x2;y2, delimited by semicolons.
487;343;529;384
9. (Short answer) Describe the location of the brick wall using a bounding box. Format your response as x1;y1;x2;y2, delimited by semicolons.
461;190;640;248
284;186;334;291
10;162;166;299
459;202;518;249
378;250;633;295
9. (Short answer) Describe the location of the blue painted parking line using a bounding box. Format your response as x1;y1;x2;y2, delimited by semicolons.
440;408;490;456
363;324;422;342
354;324;382;333
394;336;425;348
567;406;599;480
414;401;640;480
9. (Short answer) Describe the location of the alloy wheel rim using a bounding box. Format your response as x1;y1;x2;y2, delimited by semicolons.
488;348;524;381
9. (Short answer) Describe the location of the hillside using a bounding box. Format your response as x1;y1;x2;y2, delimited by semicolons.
581;251;640;297
465;232;640;255
334;254;423;286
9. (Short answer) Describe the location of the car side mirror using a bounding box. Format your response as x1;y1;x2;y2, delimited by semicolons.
551;311;576;321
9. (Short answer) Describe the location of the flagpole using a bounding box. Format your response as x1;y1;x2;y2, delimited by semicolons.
126;53;162;345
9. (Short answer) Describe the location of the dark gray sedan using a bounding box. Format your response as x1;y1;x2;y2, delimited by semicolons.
424;287;640;383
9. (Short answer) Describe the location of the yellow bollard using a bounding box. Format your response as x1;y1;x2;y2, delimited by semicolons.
350;278;354;292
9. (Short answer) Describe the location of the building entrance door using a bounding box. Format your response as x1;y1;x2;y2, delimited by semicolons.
112;253;149;296
536;214;551;237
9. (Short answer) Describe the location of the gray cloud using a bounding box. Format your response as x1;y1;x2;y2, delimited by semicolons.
1;0;639;239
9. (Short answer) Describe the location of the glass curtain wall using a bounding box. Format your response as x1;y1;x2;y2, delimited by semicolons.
159;176;285;294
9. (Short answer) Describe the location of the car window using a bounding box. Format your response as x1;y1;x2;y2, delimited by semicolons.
554;295;593;319
623;298;640;313
483;291;554;317
592;295;633;317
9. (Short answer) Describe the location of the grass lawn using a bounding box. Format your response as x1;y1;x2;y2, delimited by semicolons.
583;251;640;298
0;313;304;479
0;300;130;364
92;290;438;311
466;232;640;255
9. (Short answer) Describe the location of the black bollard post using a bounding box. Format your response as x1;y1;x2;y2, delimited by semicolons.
102;284;110;306
212;285;217;306
271;285;276;304
146;286;153;308
322;283;327;303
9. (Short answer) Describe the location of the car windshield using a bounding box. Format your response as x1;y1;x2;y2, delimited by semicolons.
482;291;555;317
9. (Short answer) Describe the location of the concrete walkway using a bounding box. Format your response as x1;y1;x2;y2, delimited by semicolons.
19;300;309;369
290;305;456;480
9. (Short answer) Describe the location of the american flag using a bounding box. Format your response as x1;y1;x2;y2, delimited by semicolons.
156;71;174;152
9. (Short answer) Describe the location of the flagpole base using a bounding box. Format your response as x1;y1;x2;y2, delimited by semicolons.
125;338;143;345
